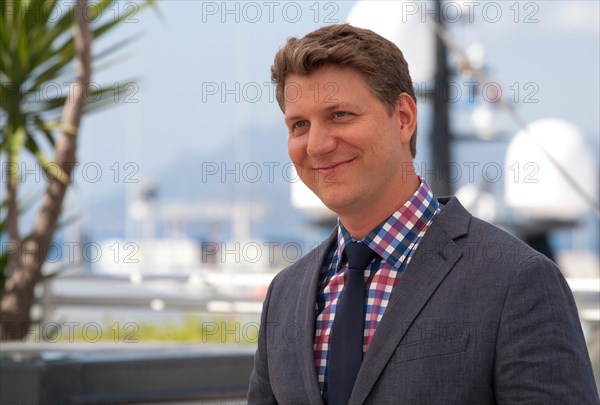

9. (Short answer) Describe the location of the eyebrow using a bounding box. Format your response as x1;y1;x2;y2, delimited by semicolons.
284;102;361;125
322;102;363;112
284;114;304;126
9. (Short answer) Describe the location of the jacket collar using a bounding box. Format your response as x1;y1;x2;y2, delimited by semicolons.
294;197;471;404
351;196;471;403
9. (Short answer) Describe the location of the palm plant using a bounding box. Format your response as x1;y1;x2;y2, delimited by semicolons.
0;0;156;340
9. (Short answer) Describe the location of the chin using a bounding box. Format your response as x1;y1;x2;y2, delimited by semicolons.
318;193;356;214
308;181;360;212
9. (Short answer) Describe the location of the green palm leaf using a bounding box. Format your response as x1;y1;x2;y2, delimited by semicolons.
0;0;159;335
2;0;157;168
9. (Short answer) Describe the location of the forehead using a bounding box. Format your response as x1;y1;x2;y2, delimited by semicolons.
283;66;375;113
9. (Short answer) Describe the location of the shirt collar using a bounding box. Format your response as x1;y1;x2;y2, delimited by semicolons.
334;177;440;271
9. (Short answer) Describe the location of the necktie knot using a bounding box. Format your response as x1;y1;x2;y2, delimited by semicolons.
344;242;376;270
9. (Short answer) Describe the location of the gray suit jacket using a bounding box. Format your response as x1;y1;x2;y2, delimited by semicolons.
248;197;599;404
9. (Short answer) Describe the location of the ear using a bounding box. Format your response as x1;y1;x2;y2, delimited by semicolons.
395;93;417;144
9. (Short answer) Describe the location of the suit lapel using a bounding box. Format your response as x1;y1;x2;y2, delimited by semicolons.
295;231;337;405
350;198;470;404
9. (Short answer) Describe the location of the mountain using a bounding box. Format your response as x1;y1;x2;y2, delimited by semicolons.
86;125;314;244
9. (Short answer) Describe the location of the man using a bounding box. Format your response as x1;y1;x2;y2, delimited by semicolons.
248;24;599;404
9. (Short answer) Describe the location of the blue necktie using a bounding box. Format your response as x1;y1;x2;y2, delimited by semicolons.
328;242;377;405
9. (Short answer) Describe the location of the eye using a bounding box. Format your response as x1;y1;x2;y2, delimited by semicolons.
293;120;309;129
333;111;352;119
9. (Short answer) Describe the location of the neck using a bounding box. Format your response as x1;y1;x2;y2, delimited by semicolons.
339;172;420;240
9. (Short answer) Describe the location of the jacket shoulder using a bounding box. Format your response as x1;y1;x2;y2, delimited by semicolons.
437;196;552;267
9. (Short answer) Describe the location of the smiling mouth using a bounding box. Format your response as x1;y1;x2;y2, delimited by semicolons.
313;158;356;174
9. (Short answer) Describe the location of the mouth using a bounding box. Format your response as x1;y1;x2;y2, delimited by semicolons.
313;158;356;176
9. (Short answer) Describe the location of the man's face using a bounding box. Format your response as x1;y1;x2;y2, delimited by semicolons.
285;66;416;219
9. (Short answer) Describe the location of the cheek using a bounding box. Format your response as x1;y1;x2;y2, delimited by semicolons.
287;138;306;163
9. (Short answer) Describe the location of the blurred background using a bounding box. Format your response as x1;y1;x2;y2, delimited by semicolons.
1;0;598;403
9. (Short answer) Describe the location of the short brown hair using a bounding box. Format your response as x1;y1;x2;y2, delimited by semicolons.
271;24;418;157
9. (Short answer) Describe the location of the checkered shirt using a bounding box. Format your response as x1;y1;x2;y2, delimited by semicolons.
313;178;441;398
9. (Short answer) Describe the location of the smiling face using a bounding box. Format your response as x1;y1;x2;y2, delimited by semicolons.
285;66;418;234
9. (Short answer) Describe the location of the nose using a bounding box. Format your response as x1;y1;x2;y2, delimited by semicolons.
306;122;337;158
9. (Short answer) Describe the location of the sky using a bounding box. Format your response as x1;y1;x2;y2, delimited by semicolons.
10;0;600;245
78;0;599;191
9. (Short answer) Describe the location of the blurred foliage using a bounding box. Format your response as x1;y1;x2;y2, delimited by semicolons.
0;0;155;184
42;314;259;344
0;0;158;295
